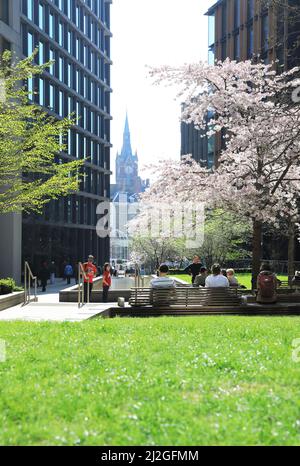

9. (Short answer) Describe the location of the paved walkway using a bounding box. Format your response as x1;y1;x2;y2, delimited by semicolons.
0;279;112;322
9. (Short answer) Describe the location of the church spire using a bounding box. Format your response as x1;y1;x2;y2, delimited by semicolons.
121;112;132;160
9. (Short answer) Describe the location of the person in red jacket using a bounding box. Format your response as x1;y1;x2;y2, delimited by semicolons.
83;255;97;303
102;263;112;303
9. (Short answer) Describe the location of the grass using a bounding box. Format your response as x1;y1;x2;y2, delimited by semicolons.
1;317;300;446
174;273;288;289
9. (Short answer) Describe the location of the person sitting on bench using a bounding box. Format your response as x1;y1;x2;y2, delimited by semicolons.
194;267;208;287
256;263;278;304
205;264;229;288
226;268;239;287
150;264;176;306
151;264;176;288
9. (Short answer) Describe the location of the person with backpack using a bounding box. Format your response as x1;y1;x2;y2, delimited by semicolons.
256;263;278;304
64;262;74;285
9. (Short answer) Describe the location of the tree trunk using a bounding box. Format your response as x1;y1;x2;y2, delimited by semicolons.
252;220;263;290
288;223;295;286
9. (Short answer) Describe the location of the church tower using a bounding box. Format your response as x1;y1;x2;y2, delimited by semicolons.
115;113;142;195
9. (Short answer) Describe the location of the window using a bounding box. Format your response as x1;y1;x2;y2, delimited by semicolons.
38;2;44;30
49;12;54;38
68;30;72;53
39;41;44;65
91;111;94;133
208;14;215;48
68;130;72;155
68;63;72;87
83;75;86;98
59;22;63;46
222;2;227;37
59;56;63;81
27;32;34;55
76;38;79;60
76;101;80;124
28;77;33;101
261;15;269;53
84;45;87;66
247;0;254;19
49;84;54;109
26;0;33;21
68;0;72;18
234;34;240;60
91;80;94;103
84;13;87;34
234;0;240;29
76;133;81;158
247;25;254;58
84;106;87;129
76;5;80;27
49;48;54;75
68;96;72;119
0;0;9;24
39;78;44;106
76;69;80;93
221;41;227;60
59;90;63;117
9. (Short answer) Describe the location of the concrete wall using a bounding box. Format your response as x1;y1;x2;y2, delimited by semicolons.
0;213;22;283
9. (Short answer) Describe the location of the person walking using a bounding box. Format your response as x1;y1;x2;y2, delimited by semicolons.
83;255;97;303
49;261;56;285
64;262;74;285
102;263;112;303
39;261;50;292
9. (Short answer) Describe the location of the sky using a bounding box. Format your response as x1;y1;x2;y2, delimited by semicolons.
110;0;215;181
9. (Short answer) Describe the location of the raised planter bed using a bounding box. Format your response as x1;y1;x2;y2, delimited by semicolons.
0;291;25;312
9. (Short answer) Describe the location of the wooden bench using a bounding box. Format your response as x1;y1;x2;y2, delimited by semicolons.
129;287;243;309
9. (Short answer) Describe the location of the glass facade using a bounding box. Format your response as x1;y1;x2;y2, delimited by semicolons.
0;0;9;24
247;0;255;19
234;0;240;30
261;14;269;54
20;0;112;269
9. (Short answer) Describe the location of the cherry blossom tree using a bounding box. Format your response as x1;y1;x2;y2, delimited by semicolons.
143;59;300;288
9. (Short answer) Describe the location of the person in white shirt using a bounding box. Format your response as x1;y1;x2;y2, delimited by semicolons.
151;264;176;288
205;264;230;288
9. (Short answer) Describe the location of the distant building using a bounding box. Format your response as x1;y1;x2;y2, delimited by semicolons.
111;114;149;197
110;114;149;262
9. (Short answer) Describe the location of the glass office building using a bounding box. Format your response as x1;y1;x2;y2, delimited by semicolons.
0;0;112;278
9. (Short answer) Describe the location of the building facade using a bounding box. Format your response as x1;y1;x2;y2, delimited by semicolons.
207;0;300;70
0;0;112;280
182;0;300;167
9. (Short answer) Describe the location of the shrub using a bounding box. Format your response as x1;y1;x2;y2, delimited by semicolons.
0;278;23;295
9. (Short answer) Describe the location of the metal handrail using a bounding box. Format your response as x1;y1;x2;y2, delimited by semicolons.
78;262;90;308
23;262;38;305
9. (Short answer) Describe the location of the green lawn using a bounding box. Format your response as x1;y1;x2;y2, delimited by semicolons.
1;317;300;445
174;273;288;288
